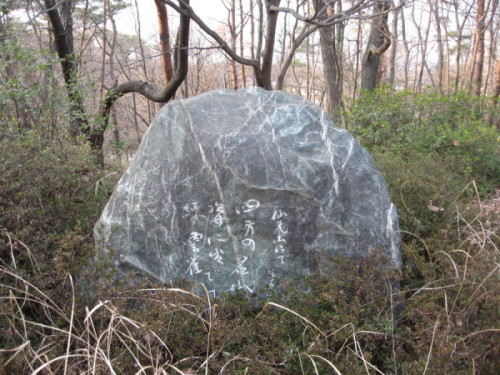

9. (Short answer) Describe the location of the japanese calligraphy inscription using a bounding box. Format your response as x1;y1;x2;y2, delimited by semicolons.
95;88;401;297
179;199;300;294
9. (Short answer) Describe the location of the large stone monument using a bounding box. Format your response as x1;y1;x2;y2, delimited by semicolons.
94;87;400;296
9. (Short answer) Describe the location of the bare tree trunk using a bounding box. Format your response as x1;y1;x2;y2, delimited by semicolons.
377;43;388;84
229;0;239;90
473;0;486;95
78;0;90;61
155;0;174;84
361;0;391;91
276;0;298;91
412;1;435;93
483;0;498;94
257;0;280;89
310;35;321;104
335;0;344;108
400;6;410;90
239;0;247;87
130;93;139;142
453;1;473;91
111;108;120;156
492;59;500;129
278;0;290;69
133;0;154;123
388;2;400;85
353;17;362;100
306;26;311;99
43;0;88;139
99;0;108;104
429;0;444;92
107;1;118;87
314;0;342;122
249;0;256;84
440;1;452;92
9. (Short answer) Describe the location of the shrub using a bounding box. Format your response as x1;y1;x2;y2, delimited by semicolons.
0;39;73;140
1;67;497;373
0;133;114;289
2;210;498;374
373;150;467;238
348;88;499;193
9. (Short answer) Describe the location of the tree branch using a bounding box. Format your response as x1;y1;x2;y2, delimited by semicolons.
162;0;259;68
276;0;394;89
91;0;191;151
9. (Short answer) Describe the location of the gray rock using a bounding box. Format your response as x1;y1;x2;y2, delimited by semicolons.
94;87;400;296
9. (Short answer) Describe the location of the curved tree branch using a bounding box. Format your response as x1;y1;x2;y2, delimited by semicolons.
276;24;318;89
163;0;280;89
90;0;191;151
163;0;259;68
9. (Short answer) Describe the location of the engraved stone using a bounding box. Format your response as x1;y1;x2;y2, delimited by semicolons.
94;87;401;296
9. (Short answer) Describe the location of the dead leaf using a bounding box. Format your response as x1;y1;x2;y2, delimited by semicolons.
427;201;444;212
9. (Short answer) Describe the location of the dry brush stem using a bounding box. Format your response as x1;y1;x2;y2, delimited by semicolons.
0;259;212;374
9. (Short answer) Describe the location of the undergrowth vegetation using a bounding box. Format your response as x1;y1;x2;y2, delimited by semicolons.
1;85;499;373
348;87;499;193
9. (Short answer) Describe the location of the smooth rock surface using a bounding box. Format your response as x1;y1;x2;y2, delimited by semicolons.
95;87;400;296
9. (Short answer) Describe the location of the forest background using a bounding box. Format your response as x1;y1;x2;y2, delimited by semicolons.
0;0;499;374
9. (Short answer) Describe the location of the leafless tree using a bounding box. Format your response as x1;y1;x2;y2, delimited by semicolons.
239;0;247;87
428;0;444;92
361;0;391;91
163;0;388;91
472;0;486;95
388;0;401;86
93;0;191;154
313;0;343;121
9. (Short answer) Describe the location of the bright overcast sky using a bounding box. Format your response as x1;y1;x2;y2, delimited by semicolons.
116;0;228;42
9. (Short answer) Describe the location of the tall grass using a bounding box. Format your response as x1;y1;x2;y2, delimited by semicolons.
1;187;498;374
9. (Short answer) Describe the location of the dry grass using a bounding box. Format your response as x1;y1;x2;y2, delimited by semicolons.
1;185;498;374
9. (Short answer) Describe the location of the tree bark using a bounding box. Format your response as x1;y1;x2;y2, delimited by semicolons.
400;5;410;90
99;0;108;103
314;0;342;123
257;0;281;89
335;1;344;100
361;0;391;91
44;0;88;138
473;0;486;96
249;0;256;84
239;0;247;87
429;0;444;92
155;0;174;84
412;1;435;93
453;1;474;91
388;2;399;85
485;58;500;128
229;0;239;89
164;0;382;92
134;0;154;123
